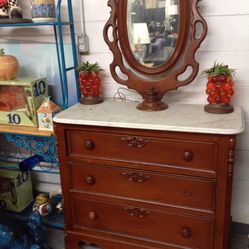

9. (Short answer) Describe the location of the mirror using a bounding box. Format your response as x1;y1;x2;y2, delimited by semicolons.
127;0;179;68
104;0;207;111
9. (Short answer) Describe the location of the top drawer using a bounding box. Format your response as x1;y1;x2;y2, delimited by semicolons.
65;128;217;172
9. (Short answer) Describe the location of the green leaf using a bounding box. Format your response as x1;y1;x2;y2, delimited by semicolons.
0;48;5;56
202;62;236;78
77;61;101;72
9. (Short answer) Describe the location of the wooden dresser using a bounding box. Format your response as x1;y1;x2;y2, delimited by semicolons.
54;101;244;249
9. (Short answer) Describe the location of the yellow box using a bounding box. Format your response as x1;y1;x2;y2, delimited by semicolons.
0;78;48;127
0;165;33;212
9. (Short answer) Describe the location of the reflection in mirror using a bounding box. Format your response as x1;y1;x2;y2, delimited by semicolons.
127;0;179;68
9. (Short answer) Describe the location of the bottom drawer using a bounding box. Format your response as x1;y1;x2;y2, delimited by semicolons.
66;231;198;249
71;195;214;249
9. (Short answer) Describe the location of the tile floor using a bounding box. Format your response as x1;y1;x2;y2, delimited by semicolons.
46;228;249;249
230;234;249;249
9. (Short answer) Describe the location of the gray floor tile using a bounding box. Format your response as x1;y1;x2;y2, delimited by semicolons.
230;234;249;249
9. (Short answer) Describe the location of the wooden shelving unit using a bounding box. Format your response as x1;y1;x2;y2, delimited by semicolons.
0;0;78;231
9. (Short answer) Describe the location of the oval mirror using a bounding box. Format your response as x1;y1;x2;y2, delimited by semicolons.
127;0;180;68
104;0;207;111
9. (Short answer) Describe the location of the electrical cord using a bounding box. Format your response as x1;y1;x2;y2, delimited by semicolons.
113;87;140;103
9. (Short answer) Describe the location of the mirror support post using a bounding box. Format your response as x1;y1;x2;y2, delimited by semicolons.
137;89;168;111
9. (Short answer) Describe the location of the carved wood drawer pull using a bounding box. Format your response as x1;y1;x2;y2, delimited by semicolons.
88;211;98;220
181;227;192;238
84;140;95;150
121;136;151;148
183;151;193;162
124;207;151;218
121;171;150;183
85;175;95;185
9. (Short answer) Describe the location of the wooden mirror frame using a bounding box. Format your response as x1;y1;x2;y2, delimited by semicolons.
103;0;207;111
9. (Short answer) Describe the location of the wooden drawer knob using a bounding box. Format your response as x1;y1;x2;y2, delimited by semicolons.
85;175;95;185
184;191;192;196
89;211;98;220
183;151;193;162
181;227;192;238
85;176;95;185
85;140;94;150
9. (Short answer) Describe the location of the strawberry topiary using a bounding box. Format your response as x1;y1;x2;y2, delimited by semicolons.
203;62;236;114
78;61;103;105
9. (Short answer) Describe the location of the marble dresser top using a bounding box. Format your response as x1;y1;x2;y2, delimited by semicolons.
53;101;245;135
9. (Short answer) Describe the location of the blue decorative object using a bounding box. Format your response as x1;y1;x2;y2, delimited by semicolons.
31;0;56;22
0;211;51;249
26;211;51;248
5;134;58;164
19;154;43;171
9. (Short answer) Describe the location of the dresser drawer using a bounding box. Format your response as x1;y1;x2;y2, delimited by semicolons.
66;234;148;249
70;163;215;212
66;231;192;249
71;195;214;249
66;129;217;172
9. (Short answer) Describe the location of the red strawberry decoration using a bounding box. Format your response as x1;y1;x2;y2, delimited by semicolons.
202;62;236;114
77;61;103;105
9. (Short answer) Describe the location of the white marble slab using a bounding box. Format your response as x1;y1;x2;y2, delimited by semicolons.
53;100;245;135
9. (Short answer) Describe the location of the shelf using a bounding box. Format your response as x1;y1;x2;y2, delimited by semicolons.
0;21;73;27
0;161;59;174
0;124;54;137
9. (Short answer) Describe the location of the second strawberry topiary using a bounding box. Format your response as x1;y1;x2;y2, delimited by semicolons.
202;62;236;114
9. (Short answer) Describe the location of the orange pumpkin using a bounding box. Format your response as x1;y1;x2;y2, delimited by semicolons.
0;49;19;80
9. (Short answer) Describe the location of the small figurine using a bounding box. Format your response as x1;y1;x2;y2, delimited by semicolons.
0;0;32;23
0;0;22;19
32;193;52;216
50;188;63;213
56;199;63;213
37;97;61;131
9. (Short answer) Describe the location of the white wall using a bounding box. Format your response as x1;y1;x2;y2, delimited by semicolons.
80;0;249;224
